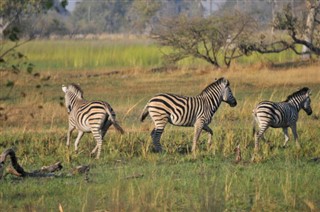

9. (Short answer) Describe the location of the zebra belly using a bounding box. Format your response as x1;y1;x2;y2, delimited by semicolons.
169;114;195;127
75;123;91;132
269;122;290;128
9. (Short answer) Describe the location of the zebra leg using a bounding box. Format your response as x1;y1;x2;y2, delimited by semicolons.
254;126;269;152
67;125;75;148
251;125;269;162
74;131;84;153
192;121;204;153
203;125;213;150
101;120;112;139
151;128;164;153
149;114;168;153
282;127;289;148
290;124;301;149
91;129;103;159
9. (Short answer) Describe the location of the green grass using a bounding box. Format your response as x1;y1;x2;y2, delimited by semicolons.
19;39;163;71
1;154;319;211
1;39;320;211
16;39;302;71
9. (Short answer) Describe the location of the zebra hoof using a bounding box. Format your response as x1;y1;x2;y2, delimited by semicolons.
151;148;163;154
177;146;191;155
267;143;274;150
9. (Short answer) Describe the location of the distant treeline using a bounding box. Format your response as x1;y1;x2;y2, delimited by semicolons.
20;0;306;38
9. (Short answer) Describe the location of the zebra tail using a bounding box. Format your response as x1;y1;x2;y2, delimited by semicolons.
252;121;256;138
140;105;149;122
105;106;125;134
252;109;257;137
112;121;125;134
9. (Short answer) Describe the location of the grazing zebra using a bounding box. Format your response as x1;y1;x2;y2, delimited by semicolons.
252;87;312;152
62;84;124;159
140;77;237;153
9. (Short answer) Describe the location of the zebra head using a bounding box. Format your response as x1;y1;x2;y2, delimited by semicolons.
286;87;312;116
62;84;84;113
220;78;237;107
302;89;312;115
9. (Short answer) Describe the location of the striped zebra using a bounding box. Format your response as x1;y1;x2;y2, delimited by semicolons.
140;77;237;153
62;84;124;159
252;87;312;152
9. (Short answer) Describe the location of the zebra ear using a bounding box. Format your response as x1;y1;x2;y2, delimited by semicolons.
62;85;68;93
67;105;72;113
307;89;312;96
222;78;230;86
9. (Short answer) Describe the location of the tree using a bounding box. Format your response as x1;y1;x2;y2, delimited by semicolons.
240;1;320;58
0;0;67;70
152;12;256;68
301;0;320;59
0;0;67;100
0;0;68;40
71;0;133;34
127;0;162;34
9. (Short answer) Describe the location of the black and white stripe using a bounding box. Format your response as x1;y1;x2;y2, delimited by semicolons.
253;87;312;151
140;77;237;153
62;84;124;159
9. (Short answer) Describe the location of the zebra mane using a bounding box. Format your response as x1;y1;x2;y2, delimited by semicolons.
285;87;310;102
200;78;228;94
68;83;84;97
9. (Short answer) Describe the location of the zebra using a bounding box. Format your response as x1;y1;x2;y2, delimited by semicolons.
252;87;312;153
62;83;124;159
140;77;237;153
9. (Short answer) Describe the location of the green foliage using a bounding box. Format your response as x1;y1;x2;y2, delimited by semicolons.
5;80;14;87
274;4;298;31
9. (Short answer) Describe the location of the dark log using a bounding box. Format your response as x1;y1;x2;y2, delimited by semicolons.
40;162;63;173
6;166;23;177
71;165;90;175
125;173;144;179
0;148;62;178
0;148;27;177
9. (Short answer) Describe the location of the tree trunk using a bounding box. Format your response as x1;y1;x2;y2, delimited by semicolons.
0;17;5;41
301;0;318;60
271;0;278;35
0;17;12;41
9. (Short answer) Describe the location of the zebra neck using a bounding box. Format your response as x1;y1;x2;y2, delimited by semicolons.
198;91;222;113
287;96;303;111
69;96;85;111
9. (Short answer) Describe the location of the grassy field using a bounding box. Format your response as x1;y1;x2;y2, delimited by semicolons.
17;39;302;71
0;39;320;211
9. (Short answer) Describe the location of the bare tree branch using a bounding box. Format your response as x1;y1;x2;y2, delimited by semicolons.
152;12;256;69
240;3;320;57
